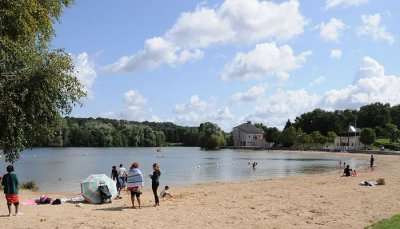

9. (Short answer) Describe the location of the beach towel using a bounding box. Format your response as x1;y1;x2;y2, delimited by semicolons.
359;181;377;187
22;199;37;206
127;168;144;189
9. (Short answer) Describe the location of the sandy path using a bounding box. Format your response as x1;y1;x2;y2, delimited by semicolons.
1;152;400;229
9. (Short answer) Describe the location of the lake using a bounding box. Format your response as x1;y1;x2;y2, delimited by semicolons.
0;147;364;192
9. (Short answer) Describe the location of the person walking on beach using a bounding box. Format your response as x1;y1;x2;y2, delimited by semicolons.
111;165;121;198
149;163;161;207
118;164;127;190
370;155;375;169
127;162;144;209
1;165;20;216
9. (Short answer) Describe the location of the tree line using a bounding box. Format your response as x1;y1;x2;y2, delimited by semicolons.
255;102;400;149
34;117;227;149
35;102;400;151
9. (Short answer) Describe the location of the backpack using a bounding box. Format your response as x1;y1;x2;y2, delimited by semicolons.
98;184;112;203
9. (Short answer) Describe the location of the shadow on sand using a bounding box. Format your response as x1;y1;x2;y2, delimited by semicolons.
95;205;154;211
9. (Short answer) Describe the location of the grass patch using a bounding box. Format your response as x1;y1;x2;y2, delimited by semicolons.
20;181;39;191
376;138;390;144
366;214;400;229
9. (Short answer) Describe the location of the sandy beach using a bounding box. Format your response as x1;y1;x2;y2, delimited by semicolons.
1;152;400;229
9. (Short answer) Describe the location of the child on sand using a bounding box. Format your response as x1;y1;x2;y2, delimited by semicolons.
160;186;173;199
1;165;20;216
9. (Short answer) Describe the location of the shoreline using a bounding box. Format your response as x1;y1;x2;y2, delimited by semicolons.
2;152;399;228
16;149;365;193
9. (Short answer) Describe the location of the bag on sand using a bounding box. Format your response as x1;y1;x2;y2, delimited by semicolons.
51;199;62;205
98;184;112;203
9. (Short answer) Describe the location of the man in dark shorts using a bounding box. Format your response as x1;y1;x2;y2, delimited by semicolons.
1;165;20;216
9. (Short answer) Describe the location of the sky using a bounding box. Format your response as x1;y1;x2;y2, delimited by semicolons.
52;0;400;131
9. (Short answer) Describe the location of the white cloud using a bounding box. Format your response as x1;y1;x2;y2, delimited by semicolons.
103;37;203;73
246;89;320;128
239;57;400;128
326;0;368;9
124;90;147;110
173;95;234;130
72;52;97;94
309;76;326;87
165;7;234;49
218;0;305;42
358;14;395;44
319;18;346;42
221;42;311;80
323;56;400;109
231;85;266;102
105;0;305;73
330;49;343;59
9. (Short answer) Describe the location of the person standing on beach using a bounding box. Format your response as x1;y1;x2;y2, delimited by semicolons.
111;166;121;198
1;165;20;216
127;162;144;209
370;155;375;169
150;163;161;207
118;164;127;190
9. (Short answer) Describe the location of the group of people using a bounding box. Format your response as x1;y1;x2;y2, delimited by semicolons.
340;154;375;177
248;161;258;169
111;162;171;209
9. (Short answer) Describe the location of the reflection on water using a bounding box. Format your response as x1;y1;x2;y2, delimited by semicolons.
0;147;365;192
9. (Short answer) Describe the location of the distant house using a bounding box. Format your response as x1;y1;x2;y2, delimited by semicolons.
334;128;365;151
232;122;265;147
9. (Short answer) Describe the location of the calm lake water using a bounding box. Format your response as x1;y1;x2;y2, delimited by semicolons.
0;147;364;192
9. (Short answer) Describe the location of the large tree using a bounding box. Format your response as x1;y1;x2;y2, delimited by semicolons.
360;128;376;146
198;122;226;150
0;0;85;162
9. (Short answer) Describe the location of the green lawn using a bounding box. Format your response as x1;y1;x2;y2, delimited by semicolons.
366;214;400;229
375;138;391;144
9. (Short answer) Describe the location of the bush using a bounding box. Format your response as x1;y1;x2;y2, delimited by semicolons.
21;181;39;191
374;140;400;151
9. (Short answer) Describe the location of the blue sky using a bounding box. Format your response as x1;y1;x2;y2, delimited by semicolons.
52;0;400;131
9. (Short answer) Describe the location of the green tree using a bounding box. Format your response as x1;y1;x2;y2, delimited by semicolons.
198;122;226;150
310;131;327;146
358;103;391;128
279;126;298;147
390;105;400;128
360;128;376;146
0;0;85;162
384;123;399;143
326;131;337;143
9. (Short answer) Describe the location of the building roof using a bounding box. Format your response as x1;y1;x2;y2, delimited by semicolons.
234;123;264;134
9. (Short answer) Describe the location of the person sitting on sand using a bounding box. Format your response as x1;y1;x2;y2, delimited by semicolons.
160;186;173;199
127;162;144;209
1;165;20;216
352;169;357;177
343;165;352;177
